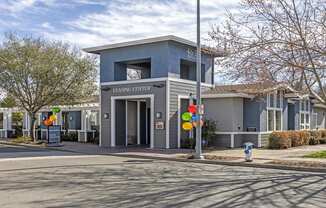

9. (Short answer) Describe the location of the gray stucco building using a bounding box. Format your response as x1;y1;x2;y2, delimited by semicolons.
85;35;220;149
83;35;326;149
2;36;325;148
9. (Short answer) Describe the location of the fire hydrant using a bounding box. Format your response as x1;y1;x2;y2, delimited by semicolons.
243;142;254;162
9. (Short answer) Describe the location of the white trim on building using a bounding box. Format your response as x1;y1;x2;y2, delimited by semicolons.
299;99;311;130
266;90;283;131
110;94;155;148
100;77;213;88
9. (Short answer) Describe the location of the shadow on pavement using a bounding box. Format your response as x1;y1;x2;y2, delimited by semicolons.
0;159;325;208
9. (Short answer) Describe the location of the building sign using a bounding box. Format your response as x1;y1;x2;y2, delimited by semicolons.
187;48;196;59
155;121;165;130
48;125;61;145
112;86;152;94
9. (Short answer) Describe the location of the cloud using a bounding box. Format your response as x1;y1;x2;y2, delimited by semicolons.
0;0;37;13
0;0;240;48
64;0;240;47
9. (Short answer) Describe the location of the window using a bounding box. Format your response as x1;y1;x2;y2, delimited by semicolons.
90;111;99;127
180;59;205;82
268;110;274;131
267;91;283;131
127;62;151;80
300;99;310;129
0;113;3;129
114;59;151;81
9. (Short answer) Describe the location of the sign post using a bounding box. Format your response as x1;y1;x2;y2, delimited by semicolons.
195;0;204;159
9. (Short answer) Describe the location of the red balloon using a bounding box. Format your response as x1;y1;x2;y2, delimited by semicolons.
188;105;197;114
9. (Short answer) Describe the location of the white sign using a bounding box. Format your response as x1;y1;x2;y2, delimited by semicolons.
112;86;152;94
155;121;165;130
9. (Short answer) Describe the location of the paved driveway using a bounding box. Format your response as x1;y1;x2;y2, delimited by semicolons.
0;144;78;159
0;147;325;208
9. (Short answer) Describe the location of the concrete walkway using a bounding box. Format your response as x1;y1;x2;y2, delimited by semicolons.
1;140;326;171
205;145;326;162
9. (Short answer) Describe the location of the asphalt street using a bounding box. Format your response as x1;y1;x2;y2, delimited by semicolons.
0;144;325;208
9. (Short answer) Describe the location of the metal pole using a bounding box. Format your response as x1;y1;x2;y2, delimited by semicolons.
195;0;203;159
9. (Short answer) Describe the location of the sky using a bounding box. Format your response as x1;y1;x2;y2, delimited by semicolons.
0;0;241;48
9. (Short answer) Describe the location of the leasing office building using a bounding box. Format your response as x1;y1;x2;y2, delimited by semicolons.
85;35;326;149
84;36;222;149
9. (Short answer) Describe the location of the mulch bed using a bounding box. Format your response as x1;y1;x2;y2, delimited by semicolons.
268;159;326;168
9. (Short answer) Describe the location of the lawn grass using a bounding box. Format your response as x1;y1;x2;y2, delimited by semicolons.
304;151;326;159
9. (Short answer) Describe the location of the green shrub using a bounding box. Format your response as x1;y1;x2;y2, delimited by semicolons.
298;131;310;146
181;137;195;149
320;130;326;138
202;119;217;147
309;130;321;145
288;131;302;147
269;132;291;149
319;138;326;144
269;130;326;149
61;132;78;142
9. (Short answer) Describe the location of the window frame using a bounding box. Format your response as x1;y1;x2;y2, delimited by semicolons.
266;90;283;132
299;99;311;130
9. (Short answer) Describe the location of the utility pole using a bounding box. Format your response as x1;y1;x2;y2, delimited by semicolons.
195;0;203;159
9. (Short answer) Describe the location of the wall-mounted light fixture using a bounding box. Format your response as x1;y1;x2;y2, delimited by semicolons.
101;86;111;91
155;112;162;119
104;113;110;119
153;84;165;88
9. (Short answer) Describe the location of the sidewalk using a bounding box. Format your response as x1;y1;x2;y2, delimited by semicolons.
205;144;326;163
1;139;326;172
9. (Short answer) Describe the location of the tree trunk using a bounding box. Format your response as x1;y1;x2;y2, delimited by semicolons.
29;112;37;142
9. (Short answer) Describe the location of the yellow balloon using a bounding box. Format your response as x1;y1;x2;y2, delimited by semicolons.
182;122;193;131
49;115;57;122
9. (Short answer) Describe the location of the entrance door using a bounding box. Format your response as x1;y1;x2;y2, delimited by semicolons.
147;107;151;146
113;96;153;147
127;101;137;145
140;101;147;145
288;103;295;130
115;100;126;146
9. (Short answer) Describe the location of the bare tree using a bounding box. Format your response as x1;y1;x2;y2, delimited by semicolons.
0;34;97;141
210;0;326;102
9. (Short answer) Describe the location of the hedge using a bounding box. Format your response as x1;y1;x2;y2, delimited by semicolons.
269;130;326;149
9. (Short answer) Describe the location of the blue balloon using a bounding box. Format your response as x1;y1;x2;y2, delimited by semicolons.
192;115;199;121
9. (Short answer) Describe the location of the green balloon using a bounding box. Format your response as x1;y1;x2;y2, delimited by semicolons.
52;107;61;113
182;112;192;121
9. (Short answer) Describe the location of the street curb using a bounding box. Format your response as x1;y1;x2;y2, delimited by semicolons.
103;153;326;174
0;141;81;154
1;141;326;173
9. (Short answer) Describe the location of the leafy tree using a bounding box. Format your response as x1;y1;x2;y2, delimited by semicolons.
0;95;16;108
210;0;325;103
0;34;97;141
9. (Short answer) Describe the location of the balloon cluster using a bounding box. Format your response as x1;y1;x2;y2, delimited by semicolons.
43;107;61;126
182;104;204;131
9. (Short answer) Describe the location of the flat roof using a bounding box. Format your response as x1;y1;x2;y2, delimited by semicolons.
83;35;224;56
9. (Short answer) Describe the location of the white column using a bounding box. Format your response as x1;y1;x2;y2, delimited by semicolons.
125;100;128;147
4;109;12;138
23;112;31;136
81;110;85;130
230;134;235;148
6;109;12;130
55;111;62;126
258;133;262;148
137;101;140;145
2;110;8;138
